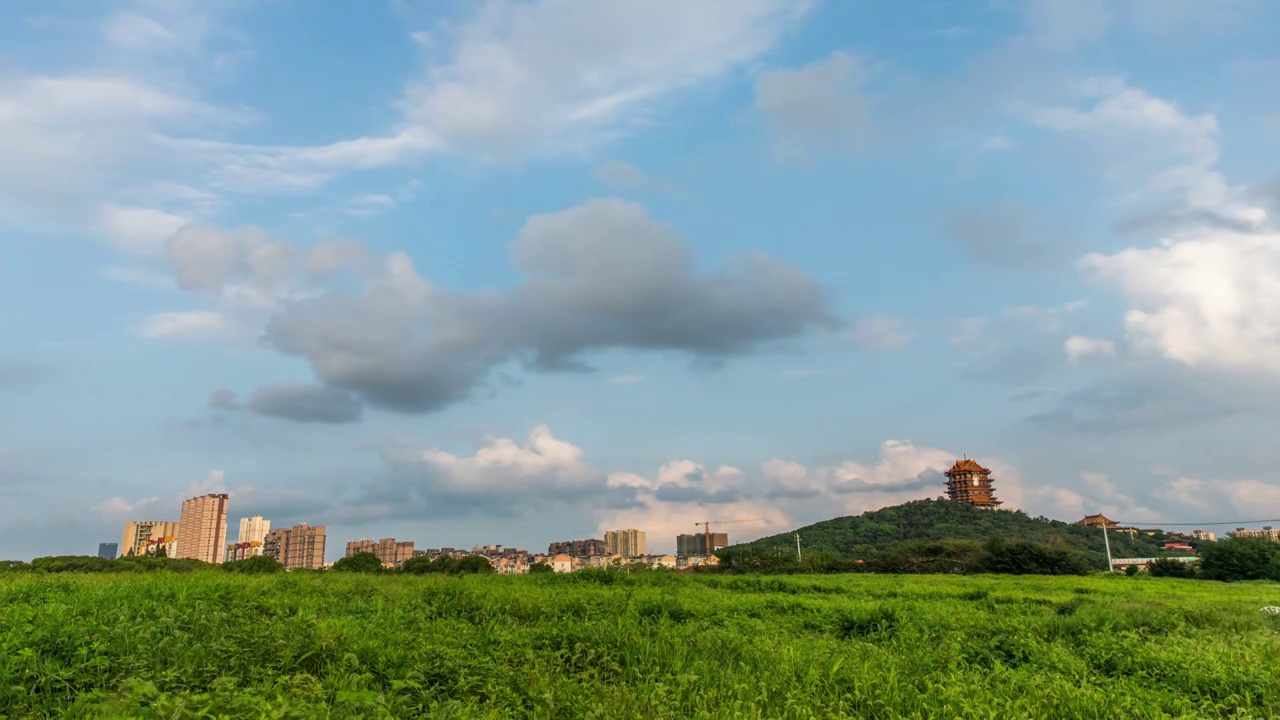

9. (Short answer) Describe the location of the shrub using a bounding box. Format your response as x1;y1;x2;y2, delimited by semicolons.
223;555;284;574
528;562;554;574
1125;564;1140;576
974;537;1091;576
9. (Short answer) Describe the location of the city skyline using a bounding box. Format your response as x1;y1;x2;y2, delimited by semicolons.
5;1;1280;560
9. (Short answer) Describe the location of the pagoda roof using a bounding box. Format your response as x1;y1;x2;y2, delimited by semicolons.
946;458;990;475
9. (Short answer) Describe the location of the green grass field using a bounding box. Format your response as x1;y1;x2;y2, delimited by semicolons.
3;571;1279;719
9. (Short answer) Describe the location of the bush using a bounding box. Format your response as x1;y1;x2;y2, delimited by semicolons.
1125;564;1140;576
399;554;494;575
528;562;554;574
974;537;1091;576
1199;538;1280;582
223;555;284;574
1147;557;1196;579
331;552;382;573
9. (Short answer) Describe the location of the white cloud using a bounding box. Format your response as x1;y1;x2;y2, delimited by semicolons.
981;132;1017;151
95;204;188;255
402;0;812;158
392;425;600;496
1065;335;1116;363
1022;0;1113;51
1157;475;1280;518
754;50;870;160
849;316;913;350
1085;228;1280;377
91;495;162;518
139;311;238;339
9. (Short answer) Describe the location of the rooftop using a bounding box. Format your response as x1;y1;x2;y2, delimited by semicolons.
945;458;990;475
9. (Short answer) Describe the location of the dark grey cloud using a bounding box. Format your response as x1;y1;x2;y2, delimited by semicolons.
263;199;839;413
831;469;944;495
247;384;363;424
207;385;363;424
940;206;1069;267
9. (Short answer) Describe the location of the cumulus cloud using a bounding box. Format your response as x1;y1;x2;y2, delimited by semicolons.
1157;475;1280;519
139;311;239;340
246;385;363;424
754;50;870;160
147;199;840;415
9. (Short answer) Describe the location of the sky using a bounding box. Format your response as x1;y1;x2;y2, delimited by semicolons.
3;0;1280;561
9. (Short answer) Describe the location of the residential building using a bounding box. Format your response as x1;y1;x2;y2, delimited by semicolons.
346;538;415;567
604;529;647;558
1192;529;1216;542
649;554;677;569
944;458;1001;507
121;520;180;558
264;523;327;570
677;532;728;557
97;542;117;560
547;538;607;557
1230;526;1280;541
548;553;574;573
176;493;230;564
1078;514;1119;529
225;542;260;563
237;516;271;556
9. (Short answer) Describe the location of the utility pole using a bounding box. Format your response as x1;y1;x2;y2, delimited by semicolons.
794;533;802;563
1101;523;1114;572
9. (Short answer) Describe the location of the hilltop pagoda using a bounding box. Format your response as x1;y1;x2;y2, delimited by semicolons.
944;457;1002;508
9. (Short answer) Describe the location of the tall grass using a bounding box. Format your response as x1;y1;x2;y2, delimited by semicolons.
2;572;1278;718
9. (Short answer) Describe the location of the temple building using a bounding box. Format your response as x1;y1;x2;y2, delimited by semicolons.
944;457;1002;508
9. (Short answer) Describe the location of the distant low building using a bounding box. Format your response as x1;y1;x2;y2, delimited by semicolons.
97;542;117;560
547;538;606;557
1192;529;1216;542
1162;541;1195;553
347;538;415;567
548;554;574;573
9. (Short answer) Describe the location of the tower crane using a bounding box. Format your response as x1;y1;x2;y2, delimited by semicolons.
693;518;761;554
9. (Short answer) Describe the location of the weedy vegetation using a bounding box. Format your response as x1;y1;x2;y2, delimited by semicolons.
3;571;1280;718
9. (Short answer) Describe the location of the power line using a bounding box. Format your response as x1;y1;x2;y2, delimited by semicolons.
1112;518;1280;527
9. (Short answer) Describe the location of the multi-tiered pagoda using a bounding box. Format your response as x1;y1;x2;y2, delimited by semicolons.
944;457;1002;508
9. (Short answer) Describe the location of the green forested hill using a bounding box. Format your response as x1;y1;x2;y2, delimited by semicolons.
737;499;1173;563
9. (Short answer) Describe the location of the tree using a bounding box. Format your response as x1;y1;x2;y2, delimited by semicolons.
1199;538;1280;582
0;560;31;572
400;555;435;575
528;562;554;574
1124;564;1140;576
1147;557;1196;578
331;552;383;573
455;555;495;574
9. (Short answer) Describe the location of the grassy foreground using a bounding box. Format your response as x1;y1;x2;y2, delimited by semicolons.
2;572;1279;719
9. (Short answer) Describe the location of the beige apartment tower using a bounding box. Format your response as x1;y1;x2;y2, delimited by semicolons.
237;515;271;556
121;520;180;557
265;523;327;570
604;529;647;558
176;493;230;564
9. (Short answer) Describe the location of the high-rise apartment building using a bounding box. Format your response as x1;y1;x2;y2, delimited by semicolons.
604;529;647;558
177;493;230;564
237;516;271;556
345;537;414;566
676;532;728;557
121;520;180;558
97;542;118;560
265;523;327;570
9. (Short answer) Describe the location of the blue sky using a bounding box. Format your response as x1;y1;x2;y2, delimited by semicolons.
3;0;1280;560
